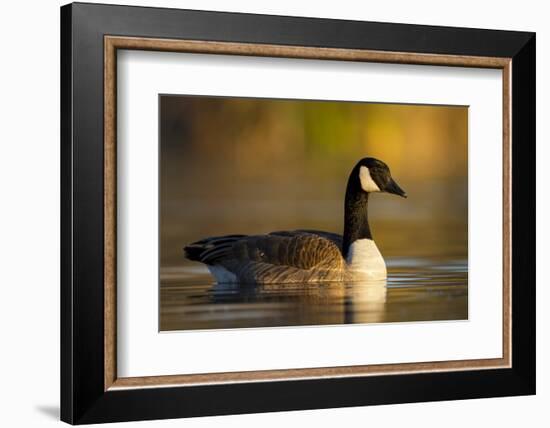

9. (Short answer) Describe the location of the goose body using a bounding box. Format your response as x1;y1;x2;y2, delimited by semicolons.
184;158;406;284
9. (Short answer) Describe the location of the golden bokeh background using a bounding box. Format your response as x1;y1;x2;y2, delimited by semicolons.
160;95;468;269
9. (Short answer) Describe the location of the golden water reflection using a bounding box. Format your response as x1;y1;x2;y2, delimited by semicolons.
160;256;467;331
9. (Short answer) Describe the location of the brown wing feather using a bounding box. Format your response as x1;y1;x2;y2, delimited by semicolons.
233;233;341;269
184;231;345;284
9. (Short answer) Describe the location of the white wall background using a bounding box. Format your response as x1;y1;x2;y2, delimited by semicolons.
0;0;546;427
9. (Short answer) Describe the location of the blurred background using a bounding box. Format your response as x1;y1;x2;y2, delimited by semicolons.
160;95;468;268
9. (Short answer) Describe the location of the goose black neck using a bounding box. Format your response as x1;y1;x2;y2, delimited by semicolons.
342;180;372;259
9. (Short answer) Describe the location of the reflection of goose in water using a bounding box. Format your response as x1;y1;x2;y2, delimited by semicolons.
184;158;406;284
208;280;389;326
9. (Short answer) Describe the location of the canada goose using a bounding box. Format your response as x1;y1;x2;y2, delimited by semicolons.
184;157;406;284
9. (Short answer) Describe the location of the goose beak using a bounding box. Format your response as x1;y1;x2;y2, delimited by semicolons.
386;178;407;198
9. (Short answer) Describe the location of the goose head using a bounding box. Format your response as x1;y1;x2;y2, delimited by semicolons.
354;157;407;198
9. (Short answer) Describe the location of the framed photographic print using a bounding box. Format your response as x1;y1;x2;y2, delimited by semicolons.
60;2;535;424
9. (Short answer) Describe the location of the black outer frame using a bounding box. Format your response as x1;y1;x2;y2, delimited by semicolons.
60;2;535;424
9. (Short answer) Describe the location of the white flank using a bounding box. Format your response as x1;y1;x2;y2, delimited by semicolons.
346;239;387;279
359;166;381;192
207;265;237;284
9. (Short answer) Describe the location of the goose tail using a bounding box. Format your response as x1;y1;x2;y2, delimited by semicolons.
183;234;247;263
183;244;204;262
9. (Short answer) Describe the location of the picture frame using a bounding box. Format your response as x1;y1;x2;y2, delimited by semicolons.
60;2;535;424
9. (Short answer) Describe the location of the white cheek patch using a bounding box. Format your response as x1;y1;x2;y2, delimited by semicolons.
359;166;381;192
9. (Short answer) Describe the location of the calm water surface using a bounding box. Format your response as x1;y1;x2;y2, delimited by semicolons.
160;255;467;331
